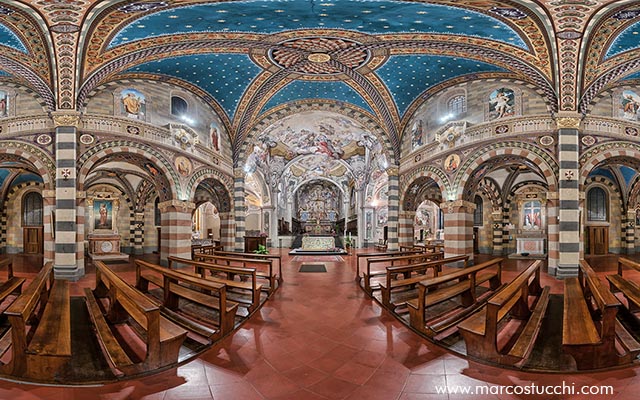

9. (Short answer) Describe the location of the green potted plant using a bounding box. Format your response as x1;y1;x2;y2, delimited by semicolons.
254;244;269;254
344;236;354;250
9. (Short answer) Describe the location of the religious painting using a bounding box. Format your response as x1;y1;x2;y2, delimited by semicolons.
620;90;640;120
120;89;146;119
0;90;7;117
410;119;424;149
488;88;515;120
175;156;192;177
209;122;220;151
143;162;160;177
444;153;460;173
94;200;113;231
522;200;541;230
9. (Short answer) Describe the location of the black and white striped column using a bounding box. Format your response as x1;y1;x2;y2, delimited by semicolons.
233;170;246;251
626;210;635;254
491;211;503;255
556;116;581;278
386;168;399;251
53;115;82;279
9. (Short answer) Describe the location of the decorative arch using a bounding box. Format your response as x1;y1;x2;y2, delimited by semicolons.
0;142;55;190
453;141;559;199
77;140;181;200
400;165;450;210
476;177;503;212
584;175;623;220
186;168;233;206
237;102;395;168
579;142;640;189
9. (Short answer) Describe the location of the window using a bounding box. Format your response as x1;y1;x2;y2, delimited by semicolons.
587;187;608;221
448;95;466;116
23;191;43;226
474;195;483;226
171;96;188;116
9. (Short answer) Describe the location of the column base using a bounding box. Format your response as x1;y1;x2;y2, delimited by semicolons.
54;264;85;281
555;263;578;278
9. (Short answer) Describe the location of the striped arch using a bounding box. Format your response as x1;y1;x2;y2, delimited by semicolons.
77;141;181;200
237;101;395;168
584;176;622;210
476;177;503;212
453;142;559;200
579;142;640;189
1;182;45;250
186;168;233;205
400;165;450;211
0;142;55;190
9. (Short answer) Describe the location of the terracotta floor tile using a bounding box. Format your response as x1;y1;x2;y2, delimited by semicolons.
307;376;360;400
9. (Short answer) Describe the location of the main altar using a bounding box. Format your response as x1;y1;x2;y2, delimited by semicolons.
301;235;336;251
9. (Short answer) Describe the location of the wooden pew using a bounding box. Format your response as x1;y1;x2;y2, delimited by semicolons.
457;260;550;366
374;239;387;251
606;257;640;311
1;262;71;381
135;259;239;341
168;256;262;312
0;258;25;308
406;258;503;338
85;261;188;376
378;255;470;310
195;252;277;293
212;249;283;286
363;252;445;295
562;260;640;370
355;249;423;282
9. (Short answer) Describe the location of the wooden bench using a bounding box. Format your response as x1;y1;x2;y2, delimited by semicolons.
0;258;25;309
363;252;445;295
135;259;239;341
562;260;640;370
85;261;188;376
355;249;424;282
457;260;550;366
374;239;387;251
168;256;262;312
607;257;640;312
378;255;470;310
407;257;503;338
1;262;71;381
212;249;283;287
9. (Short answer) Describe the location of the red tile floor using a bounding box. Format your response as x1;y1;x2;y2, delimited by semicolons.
1;250;639;399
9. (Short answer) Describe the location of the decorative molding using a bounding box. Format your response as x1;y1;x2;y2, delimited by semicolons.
52;113;81;128
556;117;581;129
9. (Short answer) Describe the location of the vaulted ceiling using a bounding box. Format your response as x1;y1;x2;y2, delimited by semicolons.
2;0;640;162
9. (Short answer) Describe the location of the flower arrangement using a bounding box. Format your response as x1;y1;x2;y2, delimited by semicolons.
254;244;269;254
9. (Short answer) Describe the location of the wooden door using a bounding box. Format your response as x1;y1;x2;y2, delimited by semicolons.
23;227;43;254
473;227;479;254
588;226;608;255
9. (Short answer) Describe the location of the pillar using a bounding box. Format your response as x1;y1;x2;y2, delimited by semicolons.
626;209;636;254
132;212;145;255
491;210;503;255
42;190;55;263
233;170;246;251
442;199;475;263
159;200;194;265
398;209;415;247
386;167;400;251
53;113;82;279
219;211;234;251
556;115;581;278
547;194;559;275
263;205;276;247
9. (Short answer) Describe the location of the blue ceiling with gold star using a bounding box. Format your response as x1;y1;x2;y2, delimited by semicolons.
605;20;640;59
128;54;262;118
110;1;528;49
0;24;26;53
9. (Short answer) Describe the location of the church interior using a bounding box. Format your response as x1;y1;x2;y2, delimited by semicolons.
3;0;640;398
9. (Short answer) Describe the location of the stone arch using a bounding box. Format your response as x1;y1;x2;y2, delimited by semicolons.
237;102;395;168
400;165;450;211
186;168;233;212
579;142;640;189
77;140;181;200
0;142;55;190
453;141;559;200
476;177;503;212
584;176;622;219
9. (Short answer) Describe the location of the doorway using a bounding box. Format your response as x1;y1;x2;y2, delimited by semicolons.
23;227;43;254
587;226;608;255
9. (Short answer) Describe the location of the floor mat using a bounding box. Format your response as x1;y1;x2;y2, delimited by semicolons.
298;264;327;272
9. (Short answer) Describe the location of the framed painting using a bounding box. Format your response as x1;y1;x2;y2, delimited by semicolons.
94;200;113;231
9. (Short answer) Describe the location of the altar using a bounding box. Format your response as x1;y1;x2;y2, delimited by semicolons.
516;237;545;255
302;236;336;251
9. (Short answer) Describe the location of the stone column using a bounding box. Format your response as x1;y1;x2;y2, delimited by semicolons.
159;200;194;265
386;167;400;251
556;115;581;278
219;211;234;251
76;192;85;275
263;205;276;247
53;113;82;279
546;194;560;275
398;209;415;247
42;190;56;263
442;199;475;263
132;212;145;255
491;210;503;255
626;209;636;254
233;170;246;251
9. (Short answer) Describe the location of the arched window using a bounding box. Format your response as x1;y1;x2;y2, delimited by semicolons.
171;96;188;116
587;187;608;221
23;191;43;226
448;95;466;116
474;195;483;226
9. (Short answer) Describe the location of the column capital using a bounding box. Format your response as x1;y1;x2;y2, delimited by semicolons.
51;111;82;128
386;166;399;176
42;189;56;198
555;112;582;129
546;191;559;200
440;199;475;213
76;191;86;199
158;199;195;212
